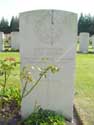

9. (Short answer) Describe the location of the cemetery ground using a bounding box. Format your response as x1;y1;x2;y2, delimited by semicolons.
75;54;94;125
0;52;94;125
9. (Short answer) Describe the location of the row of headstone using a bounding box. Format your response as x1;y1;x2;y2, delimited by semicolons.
77;32;94;53
0;32;3;52
19;9;77;123
0;32;19;51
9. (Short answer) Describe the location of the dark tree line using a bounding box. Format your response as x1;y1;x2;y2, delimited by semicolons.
78;13;94;36
0;16;19;34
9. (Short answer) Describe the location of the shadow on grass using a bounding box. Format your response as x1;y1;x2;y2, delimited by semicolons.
77;51;94;54
73;105;83;125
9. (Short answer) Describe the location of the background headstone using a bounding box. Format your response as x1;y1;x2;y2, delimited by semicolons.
79;32;89;53
3;33;11;50
76;35;80;52
11;32;19;50
19;10;77;121
91;35;94;50
0;32;3;51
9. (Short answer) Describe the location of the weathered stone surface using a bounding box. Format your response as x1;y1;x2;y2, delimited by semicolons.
19;10;77;120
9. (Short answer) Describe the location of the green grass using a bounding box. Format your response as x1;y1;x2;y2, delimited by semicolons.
0;52;20;88
0;52;20;61
75;54;94;125
0;52;94;125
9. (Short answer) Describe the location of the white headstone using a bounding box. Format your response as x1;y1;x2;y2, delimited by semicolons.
91;35;94;50
19;10;77;121
11;32;19;49
79;32;89;53
76;35;80;52
0;32;3;51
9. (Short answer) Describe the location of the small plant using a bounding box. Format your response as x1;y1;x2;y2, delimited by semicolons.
0;58;17;95
0;57;21;124
22;106;66;125
0;57;18;105
20;64;59;100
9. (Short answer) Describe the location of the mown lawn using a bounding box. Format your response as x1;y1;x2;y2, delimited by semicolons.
0;52;94;125
75;54;94;125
